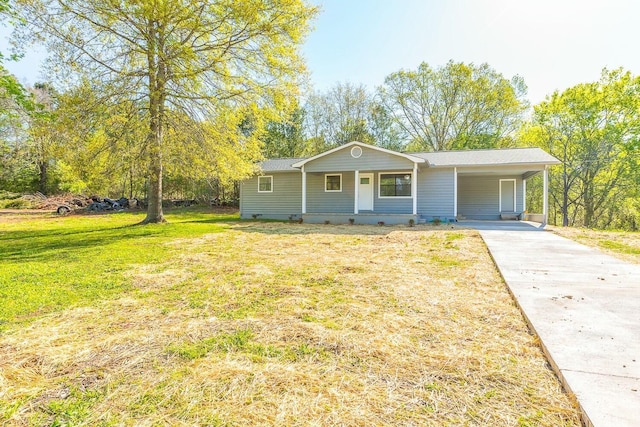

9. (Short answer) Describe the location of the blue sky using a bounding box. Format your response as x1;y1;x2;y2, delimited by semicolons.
303;0;640;104
3;0;640;105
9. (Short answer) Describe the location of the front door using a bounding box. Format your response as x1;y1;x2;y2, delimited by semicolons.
358;173;374;211
500;179;516;212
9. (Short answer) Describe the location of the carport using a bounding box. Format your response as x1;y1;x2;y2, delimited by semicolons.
427;148;562;223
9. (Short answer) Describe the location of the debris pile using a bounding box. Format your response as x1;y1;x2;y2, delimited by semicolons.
56;195;140;215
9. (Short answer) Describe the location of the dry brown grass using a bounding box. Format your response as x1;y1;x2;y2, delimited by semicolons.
549;225;640;264
1;221;580;426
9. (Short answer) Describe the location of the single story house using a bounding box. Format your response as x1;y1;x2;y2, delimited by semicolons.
239;141;560;225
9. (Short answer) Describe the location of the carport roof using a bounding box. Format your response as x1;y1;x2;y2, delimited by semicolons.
411;147;560;167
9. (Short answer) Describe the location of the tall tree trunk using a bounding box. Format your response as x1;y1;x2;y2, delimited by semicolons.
143;88;165;223
142;18;165;224
145;146;164;223
562;162;569;227
38;160;48;195
584;174;594;228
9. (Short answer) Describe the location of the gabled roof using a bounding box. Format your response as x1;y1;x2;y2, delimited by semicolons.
258;146;560;173
291;141;427;168
411;147;561;167
259;158;305;172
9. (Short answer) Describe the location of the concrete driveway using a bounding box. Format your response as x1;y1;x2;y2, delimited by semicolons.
467;224;640;427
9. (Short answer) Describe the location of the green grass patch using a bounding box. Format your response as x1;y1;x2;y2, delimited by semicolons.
167;329;255;360
0;210;236;330
599;239;640;255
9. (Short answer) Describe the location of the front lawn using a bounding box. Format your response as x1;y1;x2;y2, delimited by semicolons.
0;210;580;426
549;225;640;264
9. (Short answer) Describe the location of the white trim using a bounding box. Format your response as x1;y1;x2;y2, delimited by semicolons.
499;179;517;212
412;163;418;215
257;175;273;193
324;173;342;192
378;171;413;199
543;166;549;225
291;141;427;168
301;166;306;214
522;178;527;212
453;167;458;217
351;146;363;158
354;170;359;214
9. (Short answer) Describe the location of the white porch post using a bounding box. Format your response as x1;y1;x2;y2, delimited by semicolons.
522;178;527;212
542;166;549;225
453;167;458;218
412;163;418;215
354;170;359;214
301;166;307;214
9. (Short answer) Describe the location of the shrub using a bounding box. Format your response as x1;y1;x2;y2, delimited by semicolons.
0;198;34;209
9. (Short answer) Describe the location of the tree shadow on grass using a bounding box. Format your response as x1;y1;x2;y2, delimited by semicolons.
0;224;167;263
0;211;235;263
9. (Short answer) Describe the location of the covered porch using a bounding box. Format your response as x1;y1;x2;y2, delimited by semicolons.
292;143;426;225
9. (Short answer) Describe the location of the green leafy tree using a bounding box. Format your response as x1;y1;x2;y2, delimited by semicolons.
379;61;528;151
303;82;375;153
522;68;640;228
0;65;38;192
13;0;317;223
261;103;306;158
368;101;406;151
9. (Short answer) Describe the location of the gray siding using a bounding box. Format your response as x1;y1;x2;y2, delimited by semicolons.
304;146;415;172
307;172;355;213
240;172;302;219
417;167;455;218
373;197;412;214
458;175;524;220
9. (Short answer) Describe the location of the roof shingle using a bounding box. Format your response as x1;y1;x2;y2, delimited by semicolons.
258;148;559;172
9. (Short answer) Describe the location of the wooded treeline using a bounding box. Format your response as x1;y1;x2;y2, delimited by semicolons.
1;2;638;229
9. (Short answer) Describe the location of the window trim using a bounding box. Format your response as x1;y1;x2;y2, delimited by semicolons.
378;171;413;199
257;175;273;193
324;173;342;192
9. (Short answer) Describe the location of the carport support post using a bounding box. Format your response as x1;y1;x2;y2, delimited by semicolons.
412;163;418;215
354;170;359;214
543;166;548;225
523;178;527;212
302;166;307;214
453;167;458;218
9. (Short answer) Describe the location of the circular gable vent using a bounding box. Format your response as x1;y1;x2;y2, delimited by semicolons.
351;146;363;158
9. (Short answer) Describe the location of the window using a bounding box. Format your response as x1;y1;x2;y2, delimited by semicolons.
379;173;412;197
325;174;342;192
258;176;273;193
